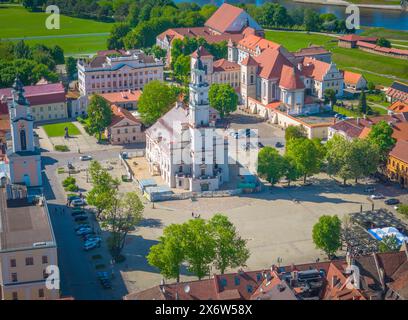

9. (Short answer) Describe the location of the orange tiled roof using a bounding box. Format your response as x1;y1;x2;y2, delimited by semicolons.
343;70;364;85
99;90;141;104
388;101;408;113
191;46;213;58
338;35;377;42
301;57;331;82
213;59;240;72
279;65;305;90
238;34;280;52
389;140;408;163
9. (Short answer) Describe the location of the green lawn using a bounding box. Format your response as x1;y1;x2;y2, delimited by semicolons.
0;5;113;38
0;4;112;55
22;35;108;56
42;122;81;137
360;27;408;41
265;30;408;87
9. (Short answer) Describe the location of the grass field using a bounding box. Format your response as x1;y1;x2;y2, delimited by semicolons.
22;35;108;56
0;4;111;55
361;27;408;41
265;30;408;86
43;122;81;137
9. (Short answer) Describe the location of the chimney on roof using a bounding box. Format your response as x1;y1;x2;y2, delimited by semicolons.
356;117;360;126
297;63;303;72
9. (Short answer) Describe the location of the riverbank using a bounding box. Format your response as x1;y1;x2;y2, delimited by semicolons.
293;0;405;11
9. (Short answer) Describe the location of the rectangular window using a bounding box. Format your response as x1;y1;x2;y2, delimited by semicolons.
42;256;48;264
38;289;45;298
12;292;18;300
25;257;34;266
10;259;16;268
11;273;18;282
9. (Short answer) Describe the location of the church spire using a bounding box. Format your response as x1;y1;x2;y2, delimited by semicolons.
12;76;29;107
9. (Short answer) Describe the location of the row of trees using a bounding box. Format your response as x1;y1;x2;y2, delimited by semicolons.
258;120;396;187
148;214;250;281
258;126;325;186
0;40;63;87
87;160;144;260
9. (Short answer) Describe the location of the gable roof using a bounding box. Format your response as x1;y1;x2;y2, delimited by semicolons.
238;34;280;53
213;59;240;72
0;82;66;106
99;90;141;104
389;140;408;163
338;34;377;42
301;57;332;82
279;65;305;90
255;48;293;79
387;82;408;103
191;46;213;58
205;3;244;33
109;104;140;128
241;54;258;67
343;70;364;85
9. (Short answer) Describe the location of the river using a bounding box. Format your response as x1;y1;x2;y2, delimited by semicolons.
175;0;408;31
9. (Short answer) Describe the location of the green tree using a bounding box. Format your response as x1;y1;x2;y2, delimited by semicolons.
312;215;342;258
359;90;369;114
326;134;352;185
107;23;131;50
147;223;186;282
397;204;408;218
208;83;238;118
138;80;177;125
286;138;323;183
285;125;306;142
183;218;215;280
208;214;250;274
378;235;401;253
376;37;391;48
257;146;285;185
304;9;321;31
367;81;375;93
199;4;217;20
51;45;65;64
173;54;190;84
127;2;140;27
324;89;337;106
65;56;77;79
14;40;31;59
282;155;301;186
101;192;144;260
348;138;380;183
87;94;112;141
367;120;396;163
151;45;167;60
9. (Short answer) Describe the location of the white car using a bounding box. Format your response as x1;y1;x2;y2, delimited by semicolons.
80;155;93;161
370;194;385;200
83;240;100;251
71;198;86;207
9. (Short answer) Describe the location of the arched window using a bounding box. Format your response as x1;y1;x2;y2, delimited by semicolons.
20;129;27;151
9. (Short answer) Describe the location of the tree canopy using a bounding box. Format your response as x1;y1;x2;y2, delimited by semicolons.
87;94;112;141
138;80;177;125
257;146;285;185
312;215;342;258
208;83;238;118
367;120;396;163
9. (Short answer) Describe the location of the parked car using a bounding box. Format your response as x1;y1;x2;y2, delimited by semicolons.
97;272;112;289
72;210;86;217
71;199;86;207
84;237;101;246
83;240;100;251
80;155;93;161
81;232;96;240
74;214;88;222
258;142;265;149
83;235;101;243
76;227;92;235
275;142;284;148
67;194;80;202
370;194;385;200
385;198;400;205
364;186;376;193
74;223;91;231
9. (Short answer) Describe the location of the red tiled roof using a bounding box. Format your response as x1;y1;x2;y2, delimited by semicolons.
0;83;66;106
191;46;213;58
338;35;377;42
279;65;305;90
238;34;280;53
357;41;408;56
99;90;141;104
293;46;330;57
255;48;293;79
205;3;244;34
241;55;258;67
213;59;240;72
109;104;140;128
388;101;408;113
389;140;408;163
301;57;331;82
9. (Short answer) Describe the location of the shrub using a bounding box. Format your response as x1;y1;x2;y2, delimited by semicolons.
54;145;69;152
62;176;76;188
397;204;408;218
65;184;79;192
